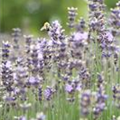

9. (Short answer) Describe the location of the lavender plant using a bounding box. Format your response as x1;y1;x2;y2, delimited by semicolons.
1;0;120;120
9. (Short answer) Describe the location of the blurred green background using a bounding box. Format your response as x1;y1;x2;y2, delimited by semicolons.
0;0;119;34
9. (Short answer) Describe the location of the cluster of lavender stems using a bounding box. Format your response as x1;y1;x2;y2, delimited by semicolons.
1;0;120;120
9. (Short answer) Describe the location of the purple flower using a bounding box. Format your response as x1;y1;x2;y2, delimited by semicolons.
28;76;40;86
3;95;16;103
65;83;74;93
74;32;88;42
24;35;33;45
44;86;54;100
105;31;113;43
93;86;108;118
112;84;120;108
89;4;97;11
80;90;91;116
5;61;12;68
67;7;78;28
2;41;10;48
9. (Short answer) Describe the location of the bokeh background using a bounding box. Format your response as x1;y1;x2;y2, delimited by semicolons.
0;0;119;35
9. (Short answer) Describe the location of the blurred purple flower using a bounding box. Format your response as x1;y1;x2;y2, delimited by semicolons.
105;31;113;43
74;32;88;42
44;86;54;101
65;83;74;93
28;76;40;86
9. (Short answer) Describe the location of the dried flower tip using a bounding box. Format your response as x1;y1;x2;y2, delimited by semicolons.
36;112;46;120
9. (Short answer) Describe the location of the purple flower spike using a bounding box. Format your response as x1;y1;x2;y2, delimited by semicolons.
44;86;54;101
